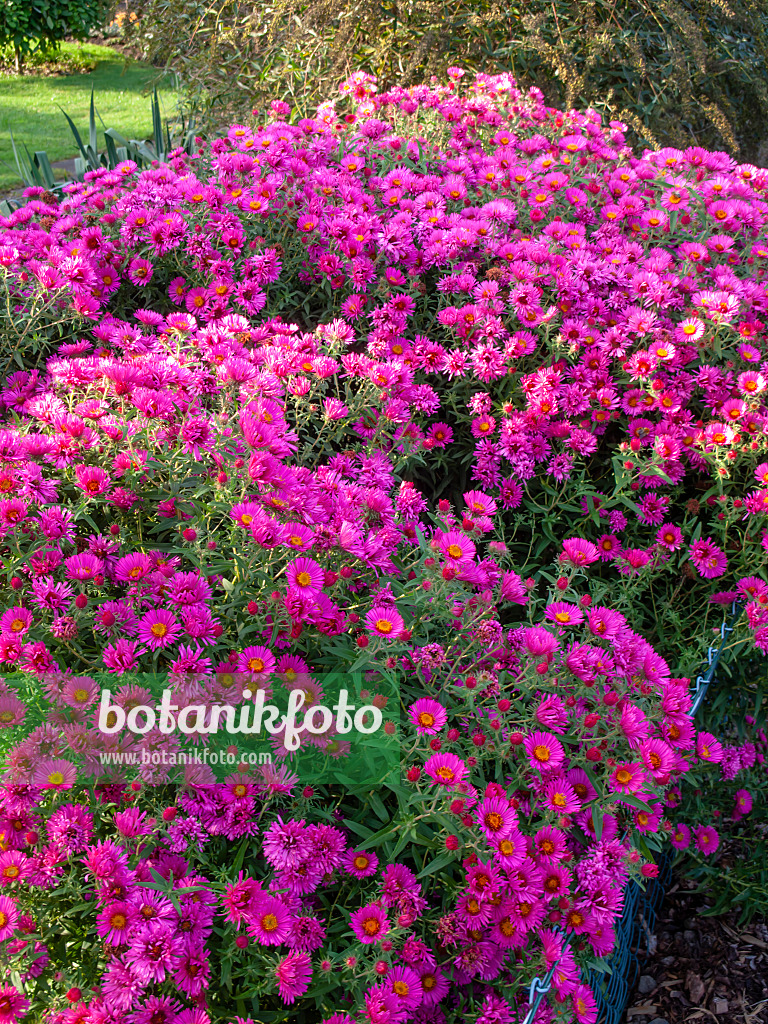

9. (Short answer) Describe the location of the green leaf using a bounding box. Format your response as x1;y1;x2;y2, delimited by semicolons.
368;791;389;823
417;851;457;878
614;793;653;813
591;801;604;841
89;88;98;157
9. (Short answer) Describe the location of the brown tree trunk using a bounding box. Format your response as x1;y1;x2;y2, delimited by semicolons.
13;44;22;74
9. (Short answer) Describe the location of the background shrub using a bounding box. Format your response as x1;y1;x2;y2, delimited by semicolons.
130;0;768;161
0;0;107;73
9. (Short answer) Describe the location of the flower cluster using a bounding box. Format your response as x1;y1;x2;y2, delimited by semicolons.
0;66;767;1023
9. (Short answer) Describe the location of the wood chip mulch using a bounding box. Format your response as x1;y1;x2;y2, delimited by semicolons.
625;880;768;1024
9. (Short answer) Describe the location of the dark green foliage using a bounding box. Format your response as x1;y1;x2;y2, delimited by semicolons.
131;0;768;160
0;0;106;72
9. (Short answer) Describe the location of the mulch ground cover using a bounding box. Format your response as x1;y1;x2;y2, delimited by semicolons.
626;880;768;1024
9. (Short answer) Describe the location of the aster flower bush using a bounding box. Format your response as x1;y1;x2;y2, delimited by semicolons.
0;66;767;1023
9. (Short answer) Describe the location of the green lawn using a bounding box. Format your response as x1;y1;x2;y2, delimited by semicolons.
0;43;180;190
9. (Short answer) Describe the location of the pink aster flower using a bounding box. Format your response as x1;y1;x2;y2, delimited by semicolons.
128;257;154;286
63;552;103;582
0;896;18;942
238;645;276;676
476;796;516;840
544;602;583;626
500;571;528;604
586;606;625;639
688;538;727;579
639;738;675;779
0;851;26;886
114;552;153;582
670;823;691;849
734;789;753;815
247;895;292;945
572;983;598;1024
31;757;77;791
0;607;32;638
343;849;379;879
365;606;405;640
534;825;568;863
561;538;599;567
275;951;312;1004
282;522;315;551
424;752;468;789
408;698;447;735
129;921;180;984
439;530;476;563
596;534;621;560
286;557;324;596
427;422;453;447
656;523;684;550
544;778;581;814
608;763;645;794
463;490;497;516
0;984;28;1023
230;501;261;528
694;825;720;854
103;639;143;674
61;675;98;710
74;464;111;496
350;903;389;944
137;609;182;651
696;731;723;763
522;626;559;658
97;901;135;945
386;965;423;1012
524;732;566;772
